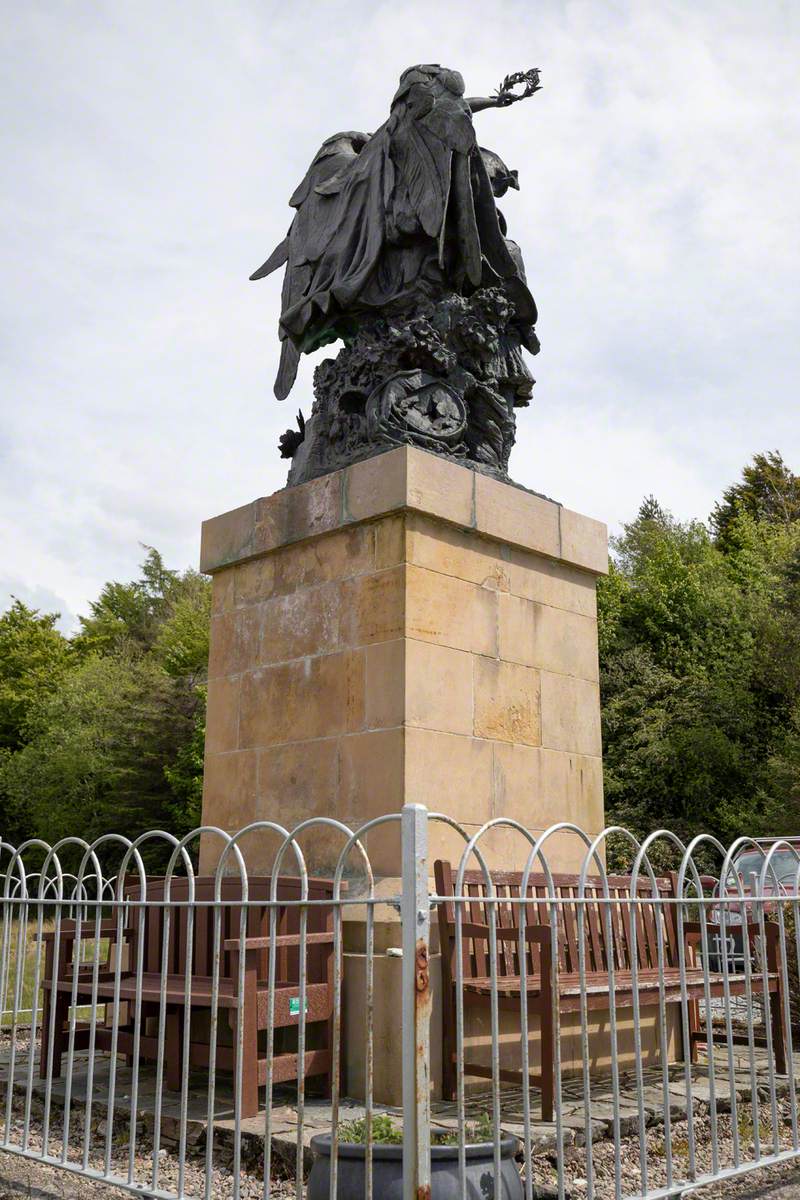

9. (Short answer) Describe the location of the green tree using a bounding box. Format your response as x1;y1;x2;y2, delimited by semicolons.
0;549;211;854
74;547;181;658
2;652;200;863
0;601;72;752
711;451;800;551
600;464;800;866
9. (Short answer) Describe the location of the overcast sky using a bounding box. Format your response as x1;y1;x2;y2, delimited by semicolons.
2;1;799;631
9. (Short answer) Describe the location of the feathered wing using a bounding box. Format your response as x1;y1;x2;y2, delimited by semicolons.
249;237;289;281
250;132;369;399
274;339;301;402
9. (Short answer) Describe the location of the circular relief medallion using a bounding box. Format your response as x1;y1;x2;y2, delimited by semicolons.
366;369;467;449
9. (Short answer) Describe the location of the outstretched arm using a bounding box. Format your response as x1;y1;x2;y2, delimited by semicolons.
467;95;514;113
469;70;542;114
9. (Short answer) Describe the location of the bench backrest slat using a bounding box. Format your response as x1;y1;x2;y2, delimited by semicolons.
434;861;678;984
121;876;336;984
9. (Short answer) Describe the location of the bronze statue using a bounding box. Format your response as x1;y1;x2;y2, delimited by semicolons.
251;65;542;484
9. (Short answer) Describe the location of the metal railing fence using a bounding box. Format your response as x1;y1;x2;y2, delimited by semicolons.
0;808;797;1200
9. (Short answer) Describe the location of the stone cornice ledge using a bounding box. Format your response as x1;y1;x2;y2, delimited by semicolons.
200;447;609;577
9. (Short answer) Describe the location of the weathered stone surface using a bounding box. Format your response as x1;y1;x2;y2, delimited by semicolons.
238;651;365;747
475;471;561;561
498;593;600;680
201;448;609;576
406;563;497;656
338;729;405;823
405;640;474;736
405;728;494;823
364;638;405;729
204;675;240;754
540;672;603;756
474;658;541;745
559;508;609;576
492;743;604;830
341;567;405;645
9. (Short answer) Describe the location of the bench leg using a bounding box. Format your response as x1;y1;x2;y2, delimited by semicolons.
40;992;69;1080
441;987;457;1102
687;998;701;1063
770;985;787;1075
38;990;52;1080
234;960;259;1119
165;1010;183;1091
540;1008;554;1124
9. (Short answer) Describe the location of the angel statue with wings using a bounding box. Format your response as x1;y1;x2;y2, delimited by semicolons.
250;65;542;484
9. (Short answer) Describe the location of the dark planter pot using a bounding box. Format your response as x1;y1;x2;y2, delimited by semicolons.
307;1133;523;1199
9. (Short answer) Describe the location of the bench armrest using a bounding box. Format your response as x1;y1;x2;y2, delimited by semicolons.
449;922;551;946
222;931;335;952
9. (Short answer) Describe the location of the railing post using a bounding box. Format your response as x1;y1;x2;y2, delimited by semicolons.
401;803;432;1200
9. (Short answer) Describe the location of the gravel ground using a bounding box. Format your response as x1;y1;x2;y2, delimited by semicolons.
3;1109;800;1199
3;1154;800;1197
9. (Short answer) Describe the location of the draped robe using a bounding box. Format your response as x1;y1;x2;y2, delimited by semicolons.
252;65;537;401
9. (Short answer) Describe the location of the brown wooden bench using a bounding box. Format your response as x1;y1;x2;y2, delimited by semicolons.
40;874;338;1117
434;861;787;1121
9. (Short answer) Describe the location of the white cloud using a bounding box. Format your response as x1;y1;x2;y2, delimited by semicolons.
1;0;799;625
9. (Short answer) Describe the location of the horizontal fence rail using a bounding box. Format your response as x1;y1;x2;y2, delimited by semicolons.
0;812;797;1199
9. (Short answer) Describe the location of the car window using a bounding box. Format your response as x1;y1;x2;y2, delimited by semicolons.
731;849;800;888
731;852;764;883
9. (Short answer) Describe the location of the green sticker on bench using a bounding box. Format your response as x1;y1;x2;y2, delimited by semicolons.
289;996;307;1017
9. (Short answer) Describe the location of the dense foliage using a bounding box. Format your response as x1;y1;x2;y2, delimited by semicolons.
600;453;800;867
0;549;209;859
0;453;798;865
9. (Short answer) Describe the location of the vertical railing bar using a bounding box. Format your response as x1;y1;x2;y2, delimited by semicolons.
401;804;431;1200
0;883;14;1146
577;900;594;1200
26;894;50;1154
549;891;565;1200
653;886;674;1194
717;886;741;1169
792;895;800;1150
81;891;106;1172
151;882;171;1192
263;900;278;1200
203;896;224;1200
3;893;27;1146
103;882;128;1178
329;892;343;1200
232;895;247;1200
696;878;720;1176
262;902;278;1200
177;887;195;1198
754;882;779;1153
629;885;648;1195
600;890;622;1200
518;885;533;1200
775;895;797;1146
364;899;374;1200
676;876;698;1179
487;891;502;1199
454;886;467;1198
295;897;308;1199
739;873;762;1162
61;880;86;1163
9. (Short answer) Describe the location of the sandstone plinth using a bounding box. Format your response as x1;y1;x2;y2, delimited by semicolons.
199;446;607;878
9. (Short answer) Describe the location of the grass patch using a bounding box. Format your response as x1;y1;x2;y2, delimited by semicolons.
0;917;110;1024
